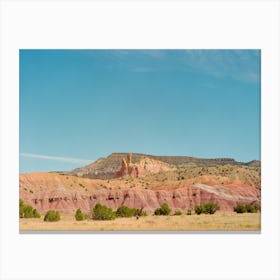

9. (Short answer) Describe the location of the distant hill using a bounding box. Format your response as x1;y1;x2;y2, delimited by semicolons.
246;160;261;167
70;153;260;179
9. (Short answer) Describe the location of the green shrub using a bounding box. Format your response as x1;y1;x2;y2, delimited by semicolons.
24;205;34;218
195;203;220;215
234;205;247;213
203;203;220;214
44;210;61;222
195;205;205;215
19;199;25;218
174;210;182;216
116;205;136;217
234;203;260;213
19;199;41;218
32;209;41;218
75;208;86;221
92;204;115;220
187;209;192;215
134;208;147;217
115;206;148;218
154;203;171;216
154;208;161;215
245;204;257;213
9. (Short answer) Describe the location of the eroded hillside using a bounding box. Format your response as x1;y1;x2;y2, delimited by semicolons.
20;153;261;214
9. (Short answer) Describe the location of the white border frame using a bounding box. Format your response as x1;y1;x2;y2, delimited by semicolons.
1;1;279;279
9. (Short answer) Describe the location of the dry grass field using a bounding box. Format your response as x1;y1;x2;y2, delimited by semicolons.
20;212;260;231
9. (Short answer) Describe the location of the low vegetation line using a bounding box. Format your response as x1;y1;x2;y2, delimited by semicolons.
19;199;261;223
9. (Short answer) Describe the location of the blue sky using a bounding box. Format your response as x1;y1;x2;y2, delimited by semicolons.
20;49;261;173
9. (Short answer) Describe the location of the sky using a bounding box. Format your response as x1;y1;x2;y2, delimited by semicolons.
20;49;261;173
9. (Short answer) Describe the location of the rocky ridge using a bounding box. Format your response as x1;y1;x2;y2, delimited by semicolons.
70;153;260;179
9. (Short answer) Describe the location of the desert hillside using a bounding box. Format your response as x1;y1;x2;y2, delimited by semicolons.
20;153;261;214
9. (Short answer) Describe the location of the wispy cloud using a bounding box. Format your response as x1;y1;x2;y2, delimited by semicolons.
115;50;260;82
20;153;93;164
184;50;260;83
79;49;260;82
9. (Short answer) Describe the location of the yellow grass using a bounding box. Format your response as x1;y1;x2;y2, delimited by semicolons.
20;212;260;231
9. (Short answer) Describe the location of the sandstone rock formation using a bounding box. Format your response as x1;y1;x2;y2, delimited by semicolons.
115;154;175;178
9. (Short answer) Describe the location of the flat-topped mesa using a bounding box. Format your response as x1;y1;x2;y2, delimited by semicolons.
114;154;175;178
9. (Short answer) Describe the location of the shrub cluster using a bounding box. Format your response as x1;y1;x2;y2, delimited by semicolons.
245;204;256;213
194;203;220;215
44;210;61;222
194;205;204;215
154;203;171;216
234;204;259;214
19;199;41;218
75;208;86;221
116;205;136;217
204;203;220;214
92;203;116;220
115;205;147;218
174;210;182;216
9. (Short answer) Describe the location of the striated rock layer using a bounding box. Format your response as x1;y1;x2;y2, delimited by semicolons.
20;173;260;214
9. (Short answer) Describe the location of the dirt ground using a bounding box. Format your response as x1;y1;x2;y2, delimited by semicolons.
19;212;261;232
